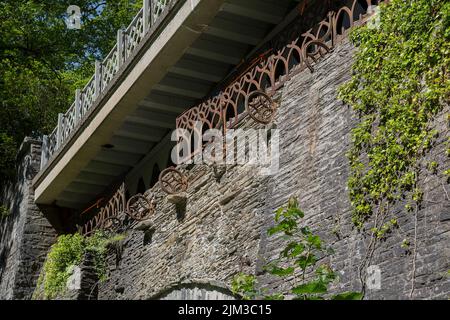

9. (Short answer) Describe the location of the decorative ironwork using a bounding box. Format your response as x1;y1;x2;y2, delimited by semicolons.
80;183;159;236
245;91;277;125
176;0;386;142
73;0;386;237
80;184;127;236
125;193;156;221
152;0;171;23
101;217;122;234
159;167;188;195
40;127;58;170
101;45;120;91
40;0;180;170
39;0;384;171
60;102;78;143
124;8;145;59
303;40;332;73
80;75;96;118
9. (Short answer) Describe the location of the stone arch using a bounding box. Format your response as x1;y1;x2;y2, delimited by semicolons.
136;177;146;195
150;281;236;300
149;163;161;188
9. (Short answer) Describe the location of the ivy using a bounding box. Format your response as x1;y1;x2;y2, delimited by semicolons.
85;231;126;282
0;205;9;219
338;0;450;230
37;231;125;299
41;233;85;300
231;273;258;300
231;197;362;300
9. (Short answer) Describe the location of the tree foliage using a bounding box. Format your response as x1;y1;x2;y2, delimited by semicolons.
0;0;141;184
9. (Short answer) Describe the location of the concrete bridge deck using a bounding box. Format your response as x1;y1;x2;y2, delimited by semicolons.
33;0;302;210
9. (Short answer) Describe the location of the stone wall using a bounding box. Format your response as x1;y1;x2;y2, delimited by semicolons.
257;39;450;300
158;283;235;300
0;138;57;299
2;33;447;301
97;161;270;299
92;39;449;300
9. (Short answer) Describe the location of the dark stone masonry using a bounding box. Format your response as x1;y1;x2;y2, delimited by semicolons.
0;39;448;300
0;139;57;299
95;39;450;300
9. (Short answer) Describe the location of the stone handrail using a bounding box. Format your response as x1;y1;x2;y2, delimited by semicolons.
40;0;180;171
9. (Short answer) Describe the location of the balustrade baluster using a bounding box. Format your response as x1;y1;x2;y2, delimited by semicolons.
117;29;124;68
40;135;49;170
95;60;102;98
56;113;63;150
75;89;81;122
38;0;179;170
151;0;156;26
143;0;151;31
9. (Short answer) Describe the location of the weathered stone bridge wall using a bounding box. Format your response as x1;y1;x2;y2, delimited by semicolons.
0;139;57;299
0;36;448;301
93;39;449;300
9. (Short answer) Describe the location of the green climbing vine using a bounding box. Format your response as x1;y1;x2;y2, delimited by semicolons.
338;0;450;232
36;231;125;299
38;233;85;299
0;205;9;219
231;197;362;300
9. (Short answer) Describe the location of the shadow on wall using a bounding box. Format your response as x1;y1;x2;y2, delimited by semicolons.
0;139;40;298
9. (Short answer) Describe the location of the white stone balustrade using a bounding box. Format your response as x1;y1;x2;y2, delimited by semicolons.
40;0;179;171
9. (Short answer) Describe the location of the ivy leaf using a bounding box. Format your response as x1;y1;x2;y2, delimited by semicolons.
274;207;284;222
288;207;304;219
300;226;311;236
281;242;305;258
315;264;336;284
307;235;322;250
332;292;363;300
264;294;285;300
296;255;317;270
268;266;295;277
268;224;284;236
292;281;328;295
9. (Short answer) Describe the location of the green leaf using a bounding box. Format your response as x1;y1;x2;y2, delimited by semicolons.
332;292;363;300
268;224;284;236
281;242;305;258
292;281;328;295
268;266;295;277
296;255;317;270
264;294;285;300
231;273;258;300
307;235;322;250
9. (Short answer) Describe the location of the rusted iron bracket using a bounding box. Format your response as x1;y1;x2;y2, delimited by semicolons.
245;90;277;125
159;167;189;195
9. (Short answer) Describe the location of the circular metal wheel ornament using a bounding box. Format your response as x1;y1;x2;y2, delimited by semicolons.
245;90;276;125
159;167;188;195
302;40;331;72
101;217;122;233
125;194;155;221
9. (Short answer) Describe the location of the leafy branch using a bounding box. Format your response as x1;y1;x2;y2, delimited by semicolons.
231;197;362;301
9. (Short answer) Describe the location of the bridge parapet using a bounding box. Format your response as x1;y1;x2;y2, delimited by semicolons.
41;0;181;171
